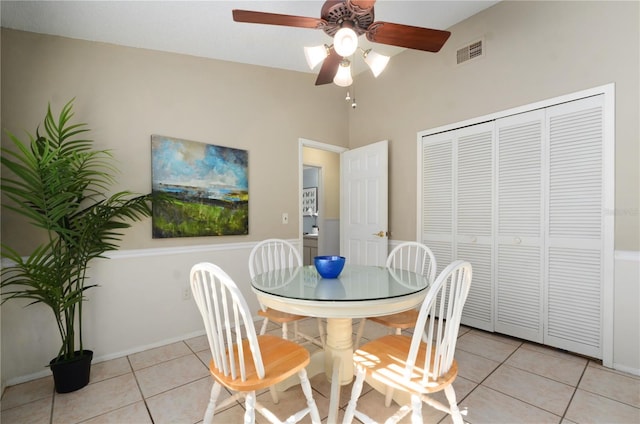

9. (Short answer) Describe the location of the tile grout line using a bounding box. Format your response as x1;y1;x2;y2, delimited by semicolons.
456;341;526;411
575;362;640;410
557;357;590;423
127;352;156;424
454;341;584;421
482;343;591;421
580;359;640;411
434;329;520;423
49;385;55;424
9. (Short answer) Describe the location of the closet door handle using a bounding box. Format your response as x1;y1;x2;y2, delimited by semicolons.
514;237;522;244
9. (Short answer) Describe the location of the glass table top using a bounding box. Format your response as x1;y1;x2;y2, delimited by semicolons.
251;264;430;302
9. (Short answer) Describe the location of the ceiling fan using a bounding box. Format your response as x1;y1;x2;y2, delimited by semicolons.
232;0;451;86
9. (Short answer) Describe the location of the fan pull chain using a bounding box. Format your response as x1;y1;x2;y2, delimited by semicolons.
346;85;357;109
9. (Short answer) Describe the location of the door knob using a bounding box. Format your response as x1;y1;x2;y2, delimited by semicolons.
372;231;388;238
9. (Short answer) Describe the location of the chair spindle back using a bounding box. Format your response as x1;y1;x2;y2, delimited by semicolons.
249;239;302;278
386;242;437;283
407;260;472;384
190;262;264;382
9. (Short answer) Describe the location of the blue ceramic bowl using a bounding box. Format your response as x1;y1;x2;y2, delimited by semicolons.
314;255;346;279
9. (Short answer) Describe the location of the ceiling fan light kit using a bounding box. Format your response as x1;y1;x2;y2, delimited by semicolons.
333;26;359;57
362;48;390;78
232;0;451;89
304;44;330;70
333;59;353;87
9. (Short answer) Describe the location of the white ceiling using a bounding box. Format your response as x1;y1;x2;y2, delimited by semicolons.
1;1;499;75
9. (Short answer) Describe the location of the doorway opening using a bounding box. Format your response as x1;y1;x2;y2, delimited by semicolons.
299;139;347;260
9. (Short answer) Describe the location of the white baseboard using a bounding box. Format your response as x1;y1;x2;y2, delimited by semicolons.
612;363;640;377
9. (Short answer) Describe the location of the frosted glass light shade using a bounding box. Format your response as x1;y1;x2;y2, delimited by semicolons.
334;27;358;57
363;49;390;77
333;61;353;87
304;45;329;70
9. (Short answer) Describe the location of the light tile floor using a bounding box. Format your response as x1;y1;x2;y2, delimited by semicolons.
2;319;639;423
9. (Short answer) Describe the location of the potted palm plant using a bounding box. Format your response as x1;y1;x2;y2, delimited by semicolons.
1;99;154;393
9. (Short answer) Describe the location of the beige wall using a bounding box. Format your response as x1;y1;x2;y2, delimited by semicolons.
3;1;637;254
1;1;639;385
349;0;639;251
303;147;340;219
0;28;352;385
0;28;350;253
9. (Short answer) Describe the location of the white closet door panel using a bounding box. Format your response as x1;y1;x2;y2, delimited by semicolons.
495;244;543;342
422;136;453;235
419;88;612;363
496;113;544;237
456;125;494;237
495;110;544;342
545;247;601;357
455;123;494;331
457;242;493;331
545;95;604;358
548;102;603;240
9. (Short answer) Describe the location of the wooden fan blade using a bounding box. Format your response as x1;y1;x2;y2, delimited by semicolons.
366;22;451;52
232;10;325;29
347;0;376;12
315;49;342;85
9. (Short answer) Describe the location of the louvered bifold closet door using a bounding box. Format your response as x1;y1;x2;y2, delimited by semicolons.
544;95;605;358
455;122;495;331
421;132;454;274
494;110;545;342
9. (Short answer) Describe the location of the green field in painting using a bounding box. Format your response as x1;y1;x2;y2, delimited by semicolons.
152;195;248;238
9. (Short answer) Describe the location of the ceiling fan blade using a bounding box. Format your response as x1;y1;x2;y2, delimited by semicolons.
232;10;326;29
347;0;376;13
366;22;451;52
315;49;342;86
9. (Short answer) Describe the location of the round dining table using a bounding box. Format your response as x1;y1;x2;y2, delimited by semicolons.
251;264;430;422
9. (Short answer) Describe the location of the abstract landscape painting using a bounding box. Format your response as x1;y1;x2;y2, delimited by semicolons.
151;135;248;238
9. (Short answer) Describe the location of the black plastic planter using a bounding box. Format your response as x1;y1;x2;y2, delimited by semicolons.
49;350;93;393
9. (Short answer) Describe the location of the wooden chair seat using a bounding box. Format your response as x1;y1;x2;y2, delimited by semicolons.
258;308;306;323
353;242;438;409
343;261;472;424
210;335;310;392
368;309;419;330
354;334;457;395
190;262;321;423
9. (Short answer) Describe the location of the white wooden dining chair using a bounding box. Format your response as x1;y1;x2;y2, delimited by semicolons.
343;260;472;424
190;262;321;424
249;239;325;348
355;242;437;350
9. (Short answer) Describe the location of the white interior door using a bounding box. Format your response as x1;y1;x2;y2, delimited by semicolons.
340;140;389;266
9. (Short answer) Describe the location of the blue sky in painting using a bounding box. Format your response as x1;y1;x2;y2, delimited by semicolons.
151;136;247;191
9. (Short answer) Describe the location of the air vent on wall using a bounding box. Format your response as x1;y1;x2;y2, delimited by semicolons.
457;39;484;65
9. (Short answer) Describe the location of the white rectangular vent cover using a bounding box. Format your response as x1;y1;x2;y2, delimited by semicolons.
457;39;483;65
